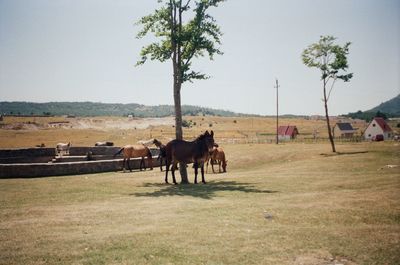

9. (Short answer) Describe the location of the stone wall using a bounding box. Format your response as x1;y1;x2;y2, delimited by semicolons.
0;147;161;178
0;157;160;178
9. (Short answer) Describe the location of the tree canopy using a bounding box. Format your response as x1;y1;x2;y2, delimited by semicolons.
302;35;353;101
136;0;224;83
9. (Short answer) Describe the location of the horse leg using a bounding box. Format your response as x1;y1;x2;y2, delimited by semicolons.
122;158;126;172
211;159;216;173
171;161;178;185
140;157;144;171
148;156;153;170
194;162;198;184
218;160;222;173
160;157;163;171
159;155;163;171
127;158;132;172
165;159;170;184
201;163;206;184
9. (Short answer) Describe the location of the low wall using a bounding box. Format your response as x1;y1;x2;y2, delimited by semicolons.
0;146;161;178
0;147;159;164
0;157;161;178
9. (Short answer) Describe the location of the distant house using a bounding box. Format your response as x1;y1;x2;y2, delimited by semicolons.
364;117;393;140
333;122;357;138
278;125;299;140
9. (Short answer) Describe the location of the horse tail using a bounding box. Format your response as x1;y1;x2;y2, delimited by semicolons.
113;147;124;158
221;151;227;172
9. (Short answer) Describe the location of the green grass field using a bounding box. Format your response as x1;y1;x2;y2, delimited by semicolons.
1;141;399;264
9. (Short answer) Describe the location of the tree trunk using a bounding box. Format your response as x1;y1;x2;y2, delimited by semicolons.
173;62;189;184
171;2;188;184
323;78;336;153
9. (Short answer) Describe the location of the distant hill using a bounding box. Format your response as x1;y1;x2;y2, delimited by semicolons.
368;94;400;115
0;101;252;117
344;94;400;121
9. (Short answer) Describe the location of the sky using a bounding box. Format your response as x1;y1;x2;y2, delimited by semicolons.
0;0;399;116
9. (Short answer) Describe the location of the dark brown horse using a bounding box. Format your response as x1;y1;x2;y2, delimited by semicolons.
114;145;153;172
164;130;215;184
153;139;166;171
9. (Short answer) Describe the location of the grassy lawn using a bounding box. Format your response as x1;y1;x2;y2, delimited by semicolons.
0;142;399;264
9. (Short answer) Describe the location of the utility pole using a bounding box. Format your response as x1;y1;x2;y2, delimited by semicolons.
275;78;280;144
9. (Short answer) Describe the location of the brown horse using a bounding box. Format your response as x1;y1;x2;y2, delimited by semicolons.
114;145;153;171
153;139;166;171
206;145;227;173
165;130;215;184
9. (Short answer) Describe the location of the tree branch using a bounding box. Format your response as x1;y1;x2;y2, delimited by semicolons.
326;76;337;102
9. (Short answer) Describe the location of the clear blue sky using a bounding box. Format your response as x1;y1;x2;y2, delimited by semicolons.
0;0;399;115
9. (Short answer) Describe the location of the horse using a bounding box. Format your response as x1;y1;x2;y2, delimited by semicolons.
153;139;166;171
206;144;227;173
95;141;114;146
56;142;71;157
164;130;215;184
114;145;153;172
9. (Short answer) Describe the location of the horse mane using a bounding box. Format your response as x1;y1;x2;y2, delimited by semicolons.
194;130;214;142
153;138;163;147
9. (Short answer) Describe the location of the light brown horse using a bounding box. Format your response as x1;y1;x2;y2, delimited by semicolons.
165;130;215;184
114;145;153;171
206;145;227;173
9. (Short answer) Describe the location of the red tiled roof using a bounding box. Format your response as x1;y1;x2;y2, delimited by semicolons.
278;125;298;136
373;117;392;132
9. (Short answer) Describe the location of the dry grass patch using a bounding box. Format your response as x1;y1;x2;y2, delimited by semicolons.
0;142;399;264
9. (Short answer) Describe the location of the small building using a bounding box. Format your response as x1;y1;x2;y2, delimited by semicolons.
278;125;299;140
333;122;357;138
364;117;393;140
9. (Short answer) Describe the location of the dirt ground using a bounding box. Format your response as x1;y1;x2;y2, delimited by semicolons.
0;116;175;130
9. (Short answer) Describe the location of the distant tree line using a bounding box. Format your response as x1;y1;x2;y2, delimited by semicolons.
343;110;393;122
0;101;250;118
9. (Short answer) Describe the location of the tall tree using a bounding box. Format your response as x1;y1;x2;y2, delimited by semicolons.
136;0;224;183
302;35;353;152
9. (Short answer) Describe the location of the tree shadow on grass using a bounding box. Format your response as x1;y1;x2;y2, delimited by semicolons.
131;180;278;200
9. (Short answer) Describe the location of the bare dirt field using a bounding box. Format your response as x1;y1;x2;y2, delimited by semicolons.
0;115;392;148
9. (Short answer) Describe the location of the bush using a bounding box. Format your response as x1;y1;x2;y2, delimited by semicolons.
182;120;192;128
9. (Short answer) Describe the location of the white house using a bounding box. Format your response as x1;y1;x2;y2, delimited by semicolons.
364;117;393;140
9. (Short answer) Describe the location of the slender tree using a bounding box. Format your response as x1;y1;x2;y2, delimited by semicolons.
302;35;353;152
136;0;224;183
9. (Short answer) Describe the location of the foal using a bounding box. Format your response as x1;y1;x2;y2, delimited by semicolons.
206;144;227;173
